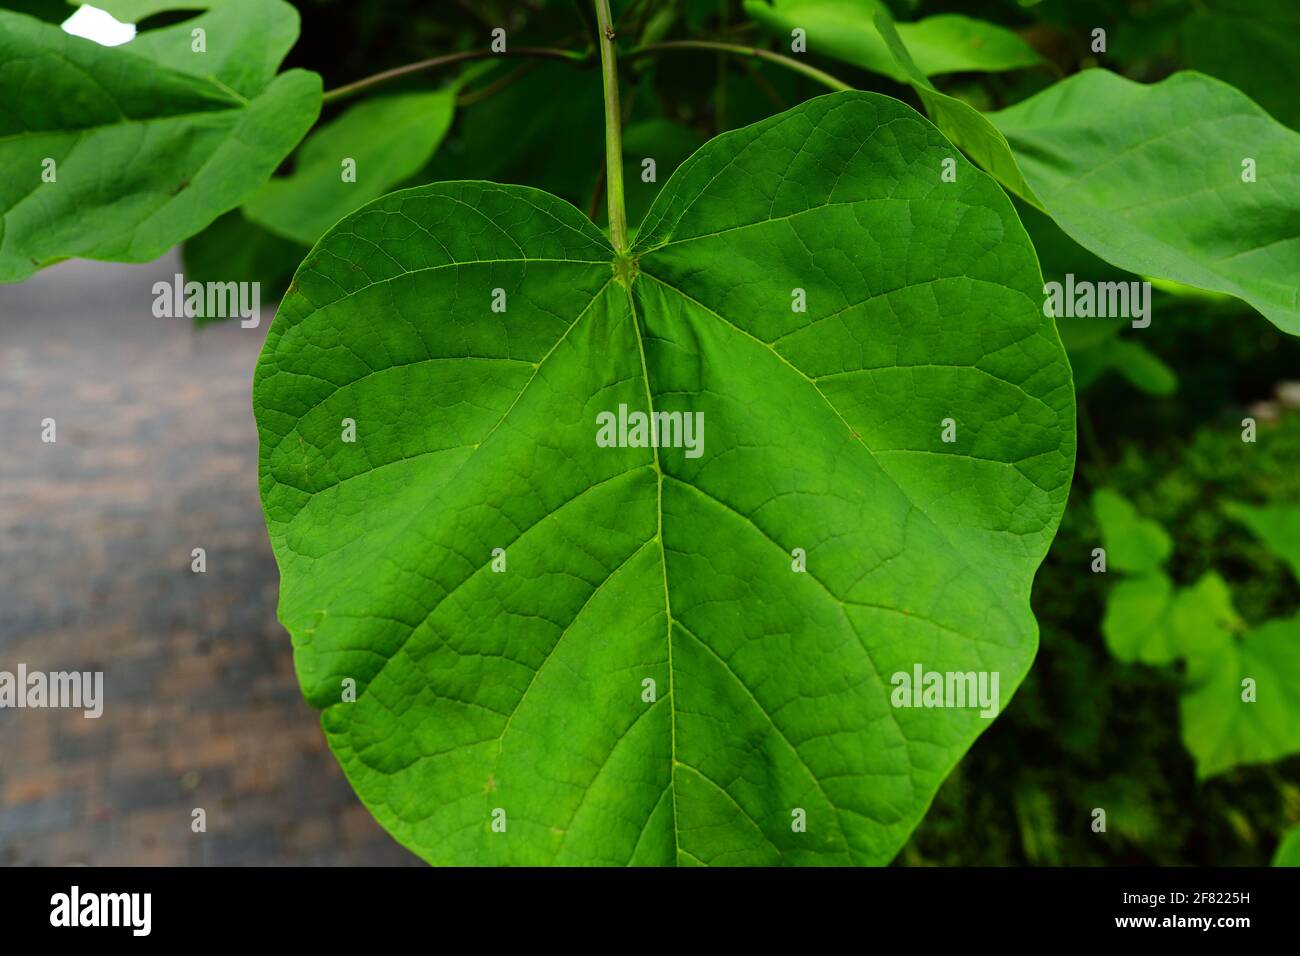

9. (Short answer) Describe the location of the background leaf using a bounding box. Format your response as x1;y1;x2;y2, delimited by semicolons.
244;88;456;246
1181;0;1300;133
180;209;305;318
124;0;296;98
745;0;1042;83
1225;502;1300;586
1180;613;1300;778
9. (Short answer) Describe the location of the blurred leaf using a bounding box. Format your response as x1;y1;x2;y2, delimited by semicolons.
0;6;320;282
872;12;1039;203
1093;488;1172;574
22;0;75;22
620;118;705;231
745;0;1043;82
245;88;456;246
424;60;603;209
1180;612;1300;779
1102;572;1176;664
67;0;215;21
1225;502;1300;586
1182;0;1300;132
1170;572;1242;660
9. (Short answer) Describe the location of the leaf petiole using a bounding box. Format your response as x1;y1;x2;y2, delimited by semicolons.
594;0;630;254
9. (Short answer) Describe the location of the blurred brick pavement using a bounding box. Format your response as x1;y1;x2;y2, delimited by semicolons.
0;254;420;865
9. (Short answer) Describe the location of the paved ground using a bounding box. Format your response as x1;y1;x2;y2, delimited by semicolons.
0;255;420;865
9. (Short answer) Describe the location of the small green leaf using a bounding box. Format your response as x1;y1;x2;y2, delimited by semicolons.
1180;612;1300;779
745;0;1043;83
1225;501;1300;586
244;89;456;246
0;8;320;281
1092;489;1172;574
255;91;1075;865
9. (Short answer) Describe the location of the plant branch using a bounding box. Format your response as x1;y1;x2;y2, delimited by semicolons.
322;47;590;104
594;0;629;253
627;40;852;93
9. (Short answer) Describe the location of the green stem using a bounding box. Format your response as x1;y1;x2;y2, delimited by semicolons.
628;40;852;93
322;47;589;104
594;0;629;254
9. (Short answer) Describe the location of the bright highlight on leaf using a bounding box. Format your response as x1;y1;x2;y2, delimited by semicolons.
254;91;1075;865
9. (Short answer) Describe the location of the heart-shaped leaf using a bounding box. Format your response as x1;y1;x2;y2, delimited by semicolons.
0;6;319;281
255;91;1075;865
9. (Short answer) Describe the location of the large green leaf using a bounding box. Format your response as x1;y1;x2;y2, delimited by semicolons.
1180;612;1300;779
744;0;1042;83
989;70;1300;335
254;91;1074;865
0;7;319;281
244;89;457;246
